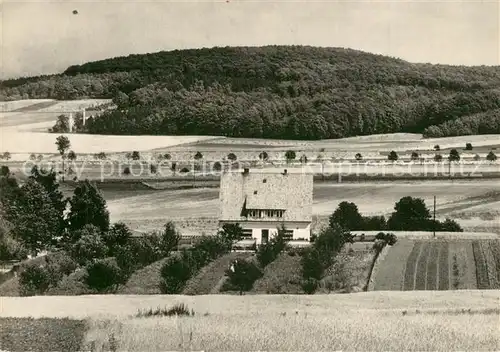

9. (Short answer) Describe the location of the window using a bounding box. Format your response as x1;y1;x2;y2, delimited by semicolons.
242;229;253;238
283;230;293;241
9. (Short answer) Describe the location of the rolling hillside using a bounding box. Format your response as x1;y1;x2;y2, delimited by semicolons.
1;46;500;139
372;239;500;291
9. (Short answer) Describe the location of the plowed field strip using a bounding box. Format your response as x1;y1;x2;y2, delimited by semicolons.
426;244;439;290
372;240;414;291
472;241;489;289
488;240;500;283
415;242;431;290
481;241;500;289
437;242;450;290
403;242;423;291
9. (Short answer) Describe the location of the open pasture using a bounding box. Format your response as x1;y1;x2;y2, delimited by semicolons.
0;292;498;351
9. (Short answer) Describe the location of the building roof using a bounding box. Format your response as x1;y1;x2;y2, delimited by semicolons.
219;169;313;222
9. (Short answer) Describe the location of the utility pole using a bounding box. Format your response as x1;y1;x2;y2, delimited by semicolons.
433;195;436;239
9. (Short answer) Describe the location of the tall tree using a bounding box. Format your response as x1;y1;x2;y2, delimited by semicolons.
12;180;60;255
55;135;71;182
330;201;364;231
66;180;110;233
388;196;431;230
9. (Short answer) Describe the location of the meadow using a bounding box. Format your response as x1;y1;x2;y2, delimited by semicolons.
0;291;499;351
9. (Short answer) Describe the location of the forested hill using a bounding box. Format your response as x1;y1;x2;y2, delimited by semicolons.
1;46;500;139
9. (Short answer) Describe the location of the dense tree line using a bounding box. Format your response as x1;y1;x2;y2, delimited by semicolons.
0;166;182;295
1;46;500;139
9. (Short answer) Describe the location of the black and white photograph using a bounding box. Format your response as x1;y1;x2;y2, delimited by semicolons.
0;0;499;350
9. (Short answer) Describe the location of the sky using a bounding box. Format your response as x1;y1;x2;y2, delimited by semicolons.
1;0;499;79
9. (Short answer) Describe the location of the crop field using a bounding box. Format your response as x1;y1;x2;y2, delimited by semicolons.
372;239;500;291
0;292;499;351
104;180;500;235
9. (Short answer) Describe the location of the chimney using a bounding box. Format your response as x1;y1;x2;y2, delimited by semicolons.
243;168;249;175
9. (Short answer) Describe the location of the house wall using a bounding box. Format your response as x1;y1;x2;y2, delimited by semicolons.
220;220;311;244
219;171;313;223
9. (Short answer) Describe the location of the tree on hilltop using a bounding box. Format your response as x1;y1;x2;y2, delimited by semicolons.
486;151;497;161
388;151;399;161
448;149;460;162
285;150;296;163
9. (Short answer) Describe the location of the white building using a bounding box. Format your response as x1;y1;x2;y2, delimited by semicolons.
218;168;313;245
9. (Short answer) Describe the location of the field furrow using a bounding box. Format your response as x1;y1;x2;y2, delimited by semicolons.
437;242;450;290
472;241;489;289
415;242;431;290
425;244;439;290
480;241;500;289
487;240;500;284
403;242;422;291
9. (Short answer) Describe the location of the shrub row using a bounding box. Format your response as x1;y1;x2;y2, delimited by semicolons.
159;236;230;293
301;224;354;293
18;222;181;295
222;226;289;294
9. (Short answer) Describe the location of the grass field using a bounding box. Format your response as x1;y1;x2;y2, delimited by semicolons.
0;291;498;351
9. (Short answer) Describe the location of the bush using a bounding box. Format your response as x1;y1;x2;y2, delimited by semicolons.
434;154;443;162
123;166;131;175
355;153;362;161
85;258;124;292
0;165;10;176
439;218;463;232
159;221;181;254
301;278;319;294
372;239;386;253
465;143;473;150
159;254;193;294
374;232;398;246
434;145;440;151
19;263;50;296
224;260;263;293
127;234;163;267
0;235;28;261
301;248;324;280
256;228;287;267
362;215;387;231
136;303;195;318
70;227;107;265
102;222;132;256
44;253;78;285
